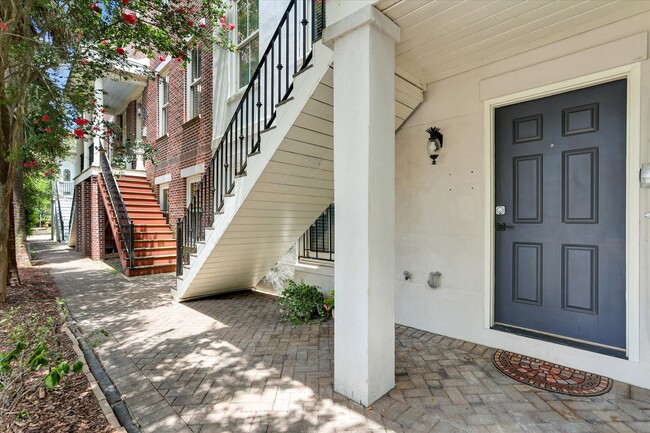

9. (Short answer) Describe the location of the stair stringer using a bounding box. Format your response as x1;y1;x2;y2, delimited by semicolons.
97;174;129;271
174;42;334;301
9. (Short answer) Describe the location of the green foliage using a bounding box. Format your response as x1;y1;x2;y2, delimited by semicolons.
323;290;334;311
0;308;85;420
23;175;52;233
278;280;329;325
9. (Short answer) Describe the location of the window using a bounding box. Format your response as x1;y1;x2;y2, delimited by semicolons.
160;184;169;223
298;203;334;262
236;0;259;88
186;175;201;206
187;48;201;119
63;169;71;182
158;75;169;136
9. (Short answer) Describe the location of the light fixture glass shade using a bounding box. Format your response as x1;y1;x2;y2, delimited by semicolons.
427;139;440;157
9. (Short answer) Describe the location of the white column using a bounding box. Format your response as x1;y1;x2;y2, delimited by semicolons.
91;79;103;167
323;6;400;406
135;98;145;170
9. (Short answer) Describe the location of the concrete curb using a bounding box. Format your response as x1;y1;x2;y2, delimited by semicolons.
61;325;128;433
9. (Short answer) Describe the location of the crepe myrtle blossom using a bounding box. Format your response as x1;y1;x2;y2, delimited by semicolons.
122;13;137;25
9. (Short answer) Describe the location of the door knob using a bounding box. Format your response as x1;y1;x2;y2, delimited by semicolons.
496;222;514;231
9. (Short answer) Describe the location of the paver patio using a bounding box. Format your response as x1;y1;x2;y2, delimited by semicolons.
31;236;650;433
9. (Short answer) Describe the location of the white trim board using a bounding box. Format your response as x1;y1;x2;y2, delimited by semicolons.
482;63;642;370
155;173;172;185
180;164;205;179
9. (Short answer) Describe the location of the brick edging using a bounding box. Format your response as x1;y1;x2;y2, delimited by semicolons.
61;325;127;433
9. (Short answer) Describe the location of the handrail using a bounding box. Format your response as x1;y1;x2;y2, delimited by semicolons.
177;0;325;275
69;186;76;234
99;152;135;269
58;181;74;196
53;181;66;242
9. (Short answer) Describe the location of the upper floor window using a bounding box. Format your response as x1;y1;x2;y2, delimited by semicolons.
187;48;201;119
236;0;259;88
62;169;71;182
158;75;169;136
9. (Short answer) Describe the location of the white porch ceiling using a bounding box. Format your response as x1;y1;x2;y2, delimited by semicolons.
376;0;650;84
103;76;146;114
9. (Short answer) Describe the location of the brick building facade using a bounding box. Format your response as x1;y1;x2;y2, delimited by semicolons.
74;176;107;261
143;46;214;226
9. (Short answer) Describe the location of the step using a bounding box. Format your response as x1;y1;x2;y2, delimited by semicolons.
114;216;168;225
133;254;176;266
118;186;155;194
122;238;176;247
133;232;176;240
117;175;148;182
125;263;176;277
129;246;177;257
122;194;158;202
122;202;161;209
134;224;174;233
131;239;176;247
127;210;166;218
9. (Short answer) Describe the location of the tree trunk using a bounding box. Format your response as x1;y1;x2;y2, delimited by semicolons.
13;164;29;265
0;182;12;303
8;196;20;286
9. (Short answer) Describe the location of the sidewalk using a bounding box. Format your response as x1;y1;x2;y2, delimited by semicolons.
32;236;650;433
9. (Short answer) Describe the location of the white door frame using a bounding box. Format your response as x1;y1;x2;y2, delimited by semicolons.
482;63;641;361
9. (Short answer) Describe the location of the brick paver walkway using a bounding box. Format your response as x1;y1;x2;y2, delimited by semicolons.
32;237;650;433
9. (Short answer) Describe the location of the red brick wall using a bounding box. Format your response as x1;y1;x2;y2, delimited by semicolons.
75;176;106;261
143;41;214;226
99;23;218;227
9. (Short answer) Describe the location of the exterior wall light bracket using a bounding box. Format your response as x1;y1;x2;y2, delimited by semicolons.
428;271;442;288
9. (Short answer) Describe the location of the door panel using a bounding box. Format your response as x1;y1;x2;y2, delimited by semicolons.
494;79;626;353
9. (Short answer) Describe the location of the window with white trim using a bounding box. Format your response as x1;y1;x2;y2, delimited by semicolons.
187;48;201;119
186;175;201;206
236;0;259;88
158;75;169;136
159;183;169;223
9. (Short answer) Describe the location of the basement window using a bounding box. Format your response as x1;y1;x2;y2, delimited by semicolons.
298;203;334;263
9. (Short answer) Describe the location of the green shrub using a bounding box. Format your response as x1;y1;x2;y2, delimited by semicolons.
278;280;329;325
323;290;334;312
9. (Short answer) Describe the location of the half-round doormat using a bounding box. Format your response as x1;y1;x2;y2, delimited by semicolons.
492;349;612;396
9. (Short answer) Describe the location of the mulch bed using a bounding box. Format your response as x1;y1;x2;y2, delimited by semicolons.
0;260;115;433
492;349;612;396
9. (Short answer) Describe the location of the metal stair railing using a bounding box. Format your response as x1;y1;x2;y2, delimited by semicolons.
99;152;135;269
69;187;76;235
53;181;66;242
177;0;326;276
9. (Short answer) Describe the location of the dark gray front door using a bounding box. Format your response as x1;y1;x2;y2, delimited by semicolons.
494;79;627;355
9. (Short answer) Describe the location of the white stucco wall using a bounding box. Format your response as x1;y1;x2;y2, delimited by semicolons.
394;13;650;387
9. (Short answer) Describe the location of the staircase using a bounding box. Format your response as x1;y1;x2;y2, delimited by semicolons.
98;165;176;276
53;181;74;242
175;0;424;301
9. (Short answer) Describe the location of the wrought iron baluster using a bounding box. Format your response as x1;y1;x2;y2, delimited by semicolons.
177;0;325;273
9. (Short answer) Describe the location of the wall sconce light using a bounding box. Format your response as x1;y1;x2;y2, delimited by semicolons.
426;127;443;165
137;102;147;120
